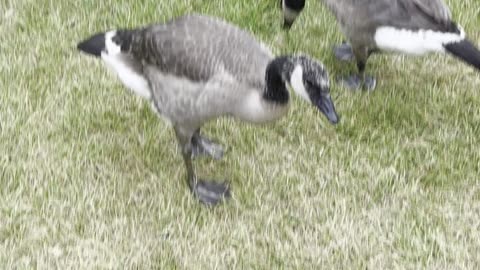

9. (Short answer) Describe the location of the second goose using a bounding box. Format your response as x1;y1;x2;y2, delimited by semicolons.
283;0;480;90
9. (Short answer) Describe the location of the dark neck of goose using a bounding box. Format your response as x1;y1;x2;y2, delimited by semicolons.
284;0;306;12
113;29;135;52
263;56;295;104
113;28;147;56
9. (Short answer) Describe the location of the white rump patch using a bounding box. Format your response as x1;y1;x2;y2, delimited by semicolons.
290;65;310;102
374;26;465;55
101;31;151;99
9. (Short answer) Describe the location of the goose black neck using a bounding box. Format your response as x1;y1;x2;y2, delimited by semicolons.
263;56;294;104
114;29;135;52
284;0;306;11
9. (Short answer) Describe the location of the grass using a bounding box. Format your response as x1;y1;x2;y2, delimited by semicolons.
1;0;480;268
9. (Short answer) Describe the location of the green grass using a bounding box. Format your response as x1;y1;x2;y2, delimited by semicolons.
1;0;480;268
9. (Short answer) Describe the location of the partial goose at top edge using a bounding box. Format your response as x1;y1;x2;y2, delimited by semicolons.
283;0;480;90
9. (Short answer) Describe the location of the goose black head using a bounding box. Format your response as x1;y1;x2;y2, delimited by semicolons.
289;55;339;124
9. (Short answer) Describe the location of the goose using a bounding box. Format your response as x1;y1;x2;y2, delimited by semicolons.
283;0;480;90
77;14;339;206
281;0;306;29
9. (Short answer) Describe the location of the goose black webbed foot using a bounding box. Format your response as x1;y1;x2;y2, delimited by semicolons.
337;74;376;91
334;42;356;61
191;179;231;206
191;132;225;160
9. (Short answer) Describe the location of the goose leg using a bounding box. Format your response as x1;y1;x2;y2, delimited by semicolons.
356;60;376;90
175;127;230;205
191;129;225;160
334;41;356;62
338;46;377;91
334;42;378;62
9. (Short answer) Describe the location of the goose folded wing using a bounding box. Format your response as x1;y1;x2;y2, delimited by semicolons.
410;0;452;27
129;24;218;83
361;0;457;32
128;15;270;88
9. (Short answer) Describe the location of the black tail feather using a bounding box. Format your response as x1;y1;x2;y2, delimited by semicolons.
77;32;106;57
444;39;480;71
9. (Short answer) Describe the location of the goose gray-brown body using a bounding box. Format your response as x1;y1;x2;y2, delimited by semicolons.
77;13;338;205
108;15;279;126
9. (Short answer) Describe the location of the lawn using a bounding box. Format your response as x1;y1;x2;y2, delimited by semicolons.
1;0;480;268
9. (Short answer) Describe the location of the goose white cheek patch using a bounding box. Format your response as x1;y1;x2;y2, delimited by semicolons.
104;31;121;55
290;65;310;102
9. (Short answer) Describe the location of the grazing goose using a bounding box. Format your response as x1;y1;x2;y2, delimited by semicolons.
77;14;339;206
281;0;306;29
284;0;480;90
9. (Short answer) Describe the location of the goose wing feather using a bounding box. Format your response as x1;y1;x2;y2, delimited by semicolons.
130;14;272;89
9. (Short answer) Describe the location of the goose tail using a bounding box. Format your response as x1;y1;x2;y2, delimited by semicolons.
444;38;480;71
77;32;106;57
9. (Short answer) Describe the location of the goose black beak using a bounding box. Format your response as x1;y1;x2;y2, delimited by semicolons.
315;93;339;124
